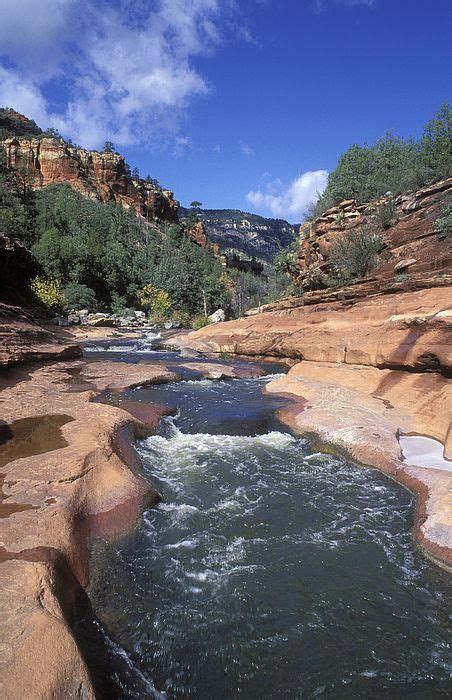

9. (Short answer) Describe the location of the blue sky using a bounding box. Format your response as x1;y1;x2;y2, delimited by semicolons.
0;0;450;221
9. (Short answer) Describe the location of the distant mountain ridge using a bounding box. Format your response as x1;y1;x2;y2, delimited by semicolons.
180;207;298;261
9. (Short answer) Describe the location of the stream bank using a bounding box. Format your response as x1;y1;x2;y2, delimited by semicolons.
0;333;273;698
170;286;452;571
87;368;451;698
0;325;450;697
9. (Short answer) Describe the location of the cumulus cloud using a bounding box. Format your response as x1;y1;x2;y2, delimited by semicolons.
246;170;328;222
0;0;236;148
0;0;75;78
0;66;54;126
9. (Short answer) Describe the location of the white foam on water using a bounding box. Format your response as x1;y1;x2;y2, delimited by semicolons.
141;425;295;465
399;434;452;472
165;539;199;550
158;502;199;516
259;372;286;381
144;331;162;342
84;331;162;354
176;378;217;387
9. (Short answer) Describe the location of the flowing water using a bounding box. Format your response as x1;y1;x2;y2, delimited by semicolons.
84;348;451;698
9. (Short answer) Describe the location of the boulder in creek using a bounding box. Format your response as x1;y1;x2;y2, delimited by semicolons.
51;315;70;327
180;347;201;358
67;312;81;325
87;315;117;327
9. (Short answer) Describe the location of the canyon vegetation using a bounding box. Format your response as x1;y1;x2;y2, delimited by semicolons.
1;103;450;322
0;2;451;696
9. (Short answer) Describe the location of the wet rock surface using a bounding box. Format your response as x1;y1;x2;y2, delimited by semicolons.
0;350;267;698
171;285;452;569
0;359;180;697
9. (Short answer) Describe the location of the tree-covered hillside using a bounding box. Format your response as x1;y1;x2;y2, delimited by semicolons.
180;207;297;262
1;103;450;321
309;103;451;218
0;147;228;317
0;108;43;140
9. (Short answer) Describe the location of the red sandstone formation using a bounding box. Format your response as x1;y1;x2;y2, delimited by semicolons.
185;219;209;247
297;178;452;289
0;360;177;698
0;111;218;252
1;136;179;222
172;288;451;376
0;303;82;367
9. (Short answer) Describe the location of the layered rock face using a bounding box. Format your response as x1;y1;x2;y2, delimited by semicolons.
185;219;209;247
1;136;179;222
297;178;452;289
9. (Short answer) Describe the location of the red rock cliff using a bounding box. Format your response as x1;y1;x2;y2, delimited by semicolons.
2;136;179;222
297;178;452;290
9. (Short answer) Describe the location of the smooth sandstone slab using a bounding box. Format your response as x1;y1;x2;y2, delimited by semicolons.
171;287;451;372
0;360;178;698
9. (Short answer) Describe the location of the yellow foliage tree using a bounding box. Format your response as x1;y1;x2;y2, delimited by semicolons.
137;284;171;318
30;277;67;309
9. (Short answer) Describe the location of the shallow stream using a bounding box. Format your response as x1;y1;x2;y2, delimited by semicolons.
83;343;451;698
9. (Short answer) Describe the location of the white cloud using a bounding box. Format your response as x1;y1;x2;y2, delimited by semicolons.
0;66;54;126
0;0;75;78
0;0;237;148
240;143;255;157
246;170;328;222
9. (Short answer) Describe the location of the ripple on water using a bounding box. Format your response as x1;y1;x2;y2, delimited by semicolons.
88;376;452;699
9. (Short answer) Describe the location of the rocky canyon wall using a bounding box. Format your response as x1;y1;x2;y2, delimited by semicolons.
297;177;452;290
1;136;179;222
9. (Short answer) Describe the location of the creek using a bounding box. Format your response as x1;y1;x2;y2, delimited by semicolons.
81;340;451;698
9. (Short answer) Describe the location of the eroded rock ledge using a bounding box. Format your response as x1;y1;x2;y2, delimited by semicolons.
171;286;452;570
0;360;179;697
0;350;267;698
0;303;82;367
